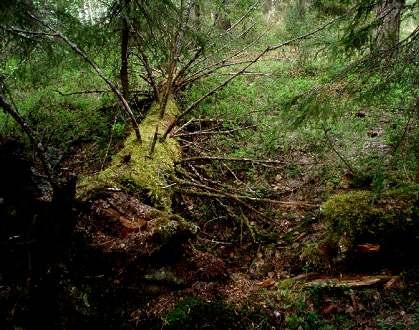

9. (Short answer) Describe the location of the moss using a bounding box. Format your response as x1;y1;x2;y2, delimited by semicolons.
150;211;198;245
163;297;270;329
320;185;419;249
77;98;181;211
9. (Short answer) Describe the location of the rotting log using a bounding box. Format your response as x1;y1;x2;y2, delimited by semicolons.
76;97;197;259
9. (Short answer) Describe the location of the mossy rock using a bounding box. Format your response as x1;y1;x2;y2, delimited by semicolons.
320;185;419;253
77;98;181;211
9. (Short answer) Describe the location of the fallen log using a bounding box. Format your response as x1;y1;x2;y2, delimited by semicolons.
77;97;181;210
76;98;197;260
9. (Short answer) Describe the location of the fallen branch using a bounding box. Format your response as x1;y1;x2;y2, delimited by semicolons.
304;276;400;289
54;89;151;97
173;176;318;208
177;156;285;165
0;91;58;190
173;125;257;137
323;126;355;174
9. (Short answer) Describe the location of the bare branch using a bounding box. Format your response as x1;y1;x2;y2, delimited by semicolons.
176;156;285;165
173;124;257;137
0;90;57;189
17;15;143;142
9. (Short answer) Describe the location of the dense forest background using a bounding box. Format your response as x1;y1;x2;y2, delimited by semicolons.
0;0;418;329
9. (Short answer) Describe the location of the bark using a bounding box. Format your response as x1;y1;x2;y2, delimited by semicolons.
376;0;405;49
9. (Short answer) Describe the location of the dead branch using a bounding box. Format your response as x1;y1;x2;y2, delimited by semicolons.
181;59;255;89
15;16;142;142
173;124;257;138
100;114;118;170
173;176;318;208
219;71;271;76
0;91;58;190
173;47;203;86
322;126;355;174
176;156;285;165
176;165;254;196
225;0;261;35
54;89;151;97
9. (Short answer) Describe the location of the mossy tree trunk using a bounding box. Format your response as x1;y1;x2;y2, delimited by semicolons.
77;97;181;211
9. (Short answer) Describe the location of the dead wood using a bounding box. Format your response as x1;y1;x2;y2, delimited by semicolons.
173;125;257;138
173;176;318;208
176;156;285;165
304;276;401;289
0;92;57;190
11;17;142;142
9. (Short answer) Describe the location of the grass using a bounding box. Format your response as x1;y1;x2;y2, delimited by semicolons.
180;36;416;193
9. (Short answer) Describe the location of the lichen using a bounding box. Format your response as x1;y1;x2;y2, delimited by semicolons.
77;97;181;211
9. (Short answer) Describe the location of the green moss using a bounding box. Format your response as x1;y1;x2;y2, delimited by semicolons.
320;185;419;248
150;211;198;244
163;297;270;329
77;98;181;211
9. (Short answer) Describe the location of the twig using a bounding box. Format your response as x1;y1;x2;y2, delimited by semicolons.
0;91;58;190
197;236;233;245
100;114;118;170
323;127;355;174
173;124;257;137
54;89;151;97
17;15;142;142
177;156;285;165
173;177;318;208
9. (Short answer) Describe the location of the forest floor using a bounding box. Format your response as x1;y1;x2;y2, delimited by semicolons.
1;39;418;330
57;112;419;329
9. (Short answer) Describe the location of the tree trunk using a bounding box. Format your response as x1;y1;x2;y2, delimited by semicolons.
375;0;405;49
120;12;130;99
